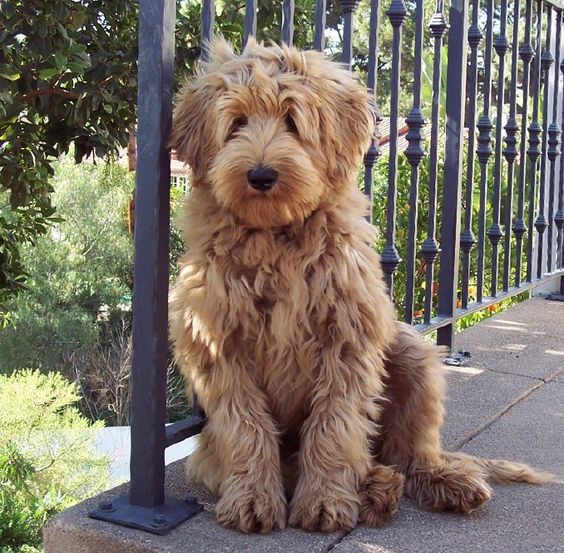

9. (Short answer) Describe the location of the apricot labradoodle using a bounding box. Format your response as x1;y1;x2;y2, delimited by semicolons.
169;38;549;534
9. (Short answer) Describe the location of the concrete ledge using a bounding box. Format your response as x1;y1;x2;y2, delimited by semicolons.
43;459;343;553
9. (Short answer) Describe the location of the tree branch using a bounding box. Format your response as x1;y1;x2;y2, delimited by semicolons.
21;87;79;101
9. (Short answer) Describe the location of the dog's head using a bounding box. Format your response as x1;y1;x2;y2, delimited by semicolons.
170;38;374;228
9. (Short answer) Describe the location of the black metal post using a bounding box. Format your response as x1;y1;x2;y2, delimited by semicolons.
536;3;554;278
404;0;426;323
476;0;494;302
502;0;520;292
526;0;543;282
363;0;381;214
89;0;203;534
129;0;176;509
547;8;562;273
437;0;468;349
340;0;361;68
314;0;327;51
381;0;407;297
421;0;448;323
515;0;535;287
556;14;564;270
201;0;215;61
460;0;480;308
244;0;258;46
281;0;295;45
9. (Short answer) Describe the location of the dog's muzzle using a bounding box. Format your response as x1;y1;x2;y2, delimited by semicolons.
247;165;278;191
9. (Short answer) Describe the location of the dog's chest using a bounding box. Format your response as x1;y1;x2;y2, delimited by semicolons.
228;237;325;427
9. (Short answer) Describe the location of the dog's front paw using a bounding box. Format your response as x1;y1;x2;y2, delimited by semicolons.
216;480;287;533
289;487;358;532
359;465;405;527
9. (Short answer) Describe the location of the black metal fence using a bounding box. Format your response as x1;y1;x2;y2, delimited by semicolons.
90;0;564;535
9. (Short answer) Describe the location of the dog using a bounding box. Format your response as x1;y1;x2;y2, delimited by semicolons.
168;38;550;534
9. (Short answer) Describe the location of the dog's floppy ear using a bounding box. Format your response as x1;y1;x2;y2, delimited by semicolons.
169;76;225;183
169;37;236;181
310;55;375;185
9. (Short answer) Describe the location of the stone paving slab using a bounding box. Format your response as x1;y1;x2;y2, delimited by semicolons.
441;368;538;448
454;297;564;380
461;295;564;339
333;382;564;553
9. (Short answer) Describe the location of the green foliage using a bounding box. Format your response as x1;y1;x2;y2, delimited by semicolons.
0;157;134;373
0;369;108;551
0;0;139;298
372;152;444;321
0;154;190;425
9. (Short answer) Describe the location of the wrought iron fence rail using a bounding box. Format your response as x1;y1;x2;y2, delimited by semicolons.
165;415;206;448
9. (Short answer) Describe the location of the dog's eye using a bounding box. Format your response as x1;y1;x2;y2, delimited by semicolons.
285;114;299;135
227;116;247;141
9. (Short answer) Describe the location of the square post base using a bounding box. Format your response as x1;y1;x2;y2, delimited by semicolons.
89;494;203;535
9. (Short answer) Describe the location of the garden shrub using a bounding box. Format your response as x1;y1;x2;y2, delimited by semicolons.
0;370;109;551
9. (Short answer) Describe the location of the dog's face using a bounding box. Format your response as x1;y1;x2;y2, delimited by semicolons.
170;39;374;228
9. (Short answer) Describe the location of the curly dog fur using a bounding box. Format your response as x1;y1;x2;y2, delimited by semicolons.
169;38;550;534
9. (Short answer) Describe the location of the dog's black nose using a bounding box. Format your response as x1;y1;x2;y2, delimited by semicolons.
247;166;278;191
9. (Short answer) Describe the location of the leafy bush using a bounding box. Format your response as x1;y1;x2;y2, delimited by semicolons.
0;369;108;551
0;157;134;375
0;154;190;425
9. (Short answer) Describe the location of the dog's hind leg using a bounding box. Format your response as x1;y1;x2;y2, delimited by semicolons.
376;322;493;513
377;322;551;514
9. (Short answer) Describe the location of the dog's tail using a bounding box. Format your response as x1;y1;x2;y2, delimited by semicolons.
443;451;553;484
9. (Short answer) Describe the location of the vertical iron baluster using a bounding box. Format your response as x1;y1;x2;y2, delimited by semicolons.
476;0;494;301
437;0;469;348
460;0;480;308
547;9;561;273
526;0;543;282
536;3;554;278
515;0;535;287
363;0;381;213
281;0;295;45
488;0;509;297
404;0;426;323
314;0;327;51
421;0;448;322
244;0;257;46
130;0;176;509
200;0;215;62
502;0;520;292
557;15;564;269
381;0;407;296
340;0;361;68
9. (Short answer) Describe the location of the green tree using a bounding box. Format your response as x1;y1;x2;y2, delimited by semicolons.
0;1;138;301
0;156;134;374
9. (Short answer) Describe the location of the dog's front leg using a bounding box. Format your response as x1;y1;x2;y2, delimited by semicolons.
199;363;287;533
288;342;402;532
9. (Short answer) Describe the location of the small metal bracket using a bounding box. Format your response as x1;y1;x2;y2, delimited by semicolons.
444;350;471;367
89;495;203;535
545;293;564;302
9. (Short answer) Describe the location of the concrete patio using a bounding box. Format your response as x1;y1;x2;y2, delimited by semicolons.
44;295;564;553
